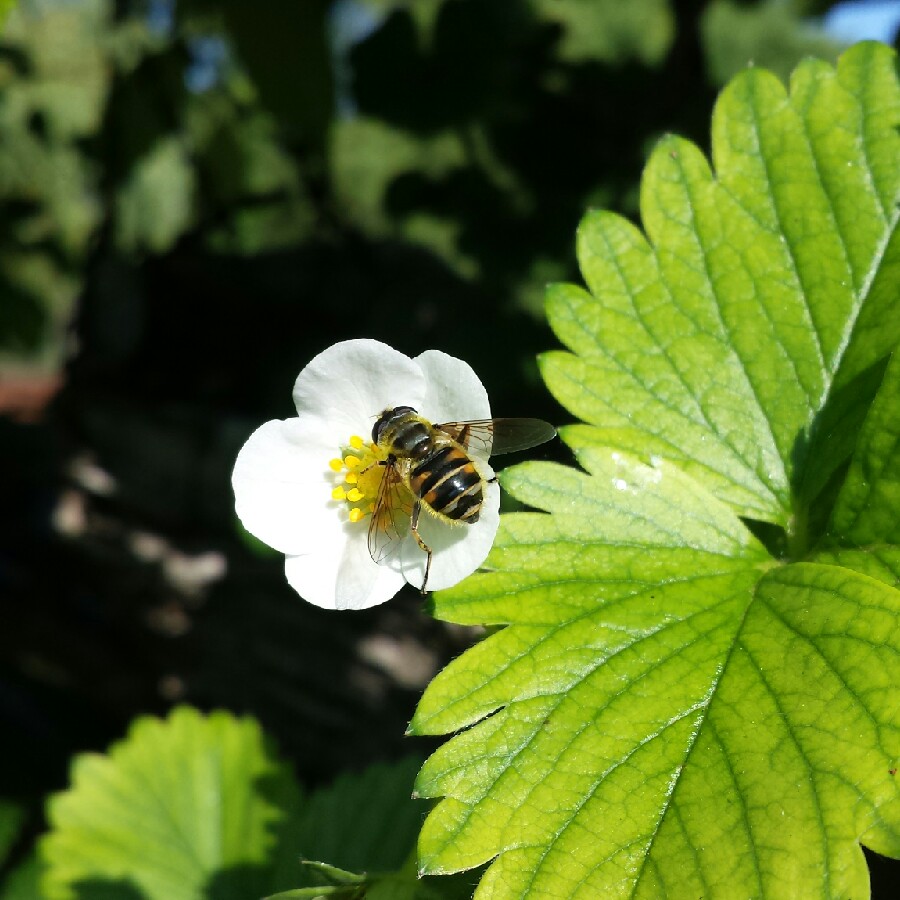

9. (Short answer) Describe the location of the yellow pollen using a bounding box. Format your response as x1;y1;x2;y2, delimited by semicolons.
328;434;387;525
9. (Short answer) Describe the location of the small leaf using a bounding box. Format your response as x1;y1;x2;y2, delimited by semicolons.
40;706;299;900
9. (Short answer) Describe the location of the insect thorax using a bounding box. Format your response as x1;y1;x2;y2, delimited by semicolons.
373;408;433;459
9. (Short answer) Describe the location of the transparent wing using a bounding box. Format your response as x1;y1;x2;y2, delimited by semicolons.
434;418;556;457
368;461;413;565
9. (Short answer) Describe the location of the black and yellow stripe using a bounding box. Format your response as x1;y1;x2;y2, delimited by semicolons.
410;446;483;522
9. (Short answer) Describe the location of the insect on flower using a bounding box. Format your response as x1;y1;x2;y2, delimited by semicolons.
232;339;555;610
367;407;556;594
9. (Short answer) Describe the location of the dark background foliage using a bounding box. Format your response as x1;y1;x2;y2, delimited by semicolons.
1;0;898;893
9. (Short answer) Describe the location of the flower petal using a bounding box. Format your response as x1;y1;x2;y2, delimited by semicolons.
293;339;426;436
397;464;500;593
415;349;491;426
285;528;406;610
232;418;342;555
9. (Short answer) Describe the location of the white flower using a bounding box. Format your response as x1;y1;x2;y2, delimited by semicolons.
232;339;500;610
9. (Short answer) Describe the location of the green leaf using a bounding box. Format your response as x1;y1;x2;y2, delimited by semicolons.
829;350;900;545
40;706;300;900
278;755;424;884
1;0;111;142
0;800;25;869
412;42;900;898
0;1;16;29
701;0;842;86
216;0;333;149
0;853;44;900
114;136;196;255
530;0;674;65
269;759;473;900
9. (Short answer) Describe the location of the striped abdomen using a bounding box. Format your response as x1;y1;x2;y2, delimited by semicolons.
409;445;483;522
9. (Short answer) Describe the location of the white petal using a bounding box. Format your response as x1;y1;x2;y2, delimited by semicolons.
293;339;426;436
285;528;406;610
415;349;491;425
232;418;343;555
398;466;500;593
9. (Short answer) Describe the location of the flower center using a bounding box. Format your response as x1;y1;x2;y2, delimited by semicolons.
328;435;386;524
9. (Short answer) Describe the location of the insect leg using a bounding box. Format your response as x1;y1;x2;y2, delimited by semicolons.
410;501;433;594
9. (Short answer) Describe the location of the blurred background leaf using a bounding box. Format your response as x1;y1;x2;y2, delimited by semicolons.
41;707;296;900
35;708;470;900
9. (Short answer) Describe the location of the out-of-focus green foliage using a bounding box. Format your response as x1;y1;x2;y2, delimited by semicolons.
41;707;295;899
0;0;843;374
0;801;24;870
0;0;108;368
36;706;470;900
530;0;675;63
703;0;841;83
0;0;17;30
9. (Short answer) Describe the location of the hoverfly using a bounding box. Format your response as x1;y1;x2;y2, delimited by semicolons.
367;407;556;593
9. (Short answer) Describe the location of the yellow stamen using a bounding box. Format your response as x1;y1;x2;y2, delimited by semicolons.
328;434;392;526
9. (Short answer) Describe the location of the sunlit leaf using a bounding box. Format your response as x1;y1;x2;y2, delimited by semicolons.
413;42;900;898
40;707;298;900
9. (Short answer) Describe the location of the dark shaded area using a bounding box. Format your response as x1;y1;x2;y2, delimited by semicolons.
72;881;146;900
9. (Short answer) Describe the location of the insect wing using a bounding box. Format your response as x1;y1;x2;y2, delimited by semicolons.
368;461;413;565
434;418;556;458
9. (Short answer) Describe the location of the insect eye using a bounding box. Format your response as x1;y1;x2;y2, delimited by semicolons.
372;406;417;444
